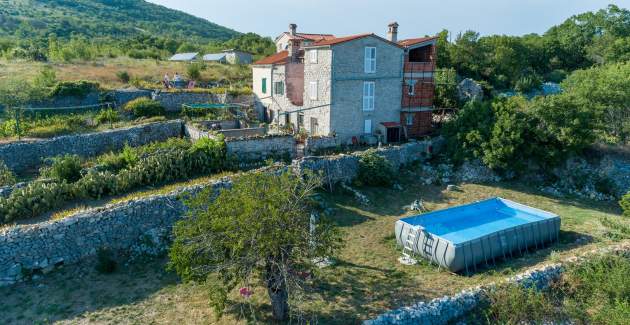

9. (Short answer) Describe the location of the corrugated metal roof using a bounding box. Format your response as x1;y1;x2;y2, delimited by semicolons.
169;52;199;61
203;53;227;61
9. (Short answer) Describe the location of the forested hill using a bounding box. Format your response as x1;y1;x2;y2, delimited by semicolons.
0;0;239;41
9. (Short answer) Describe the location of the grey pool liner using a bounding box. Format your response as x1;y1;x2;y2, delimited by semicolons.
395;197;561;273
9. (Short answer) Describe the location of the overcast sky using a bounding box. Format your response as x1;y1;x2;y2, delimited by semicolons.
146;0;628;39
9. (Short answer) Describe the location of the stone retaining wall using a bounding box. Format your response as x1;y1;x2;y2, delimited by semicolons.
304;136;342;155
0;141;434;286
364;243;630;325
226;135;296;161
0;120;183;173
219;127;266;139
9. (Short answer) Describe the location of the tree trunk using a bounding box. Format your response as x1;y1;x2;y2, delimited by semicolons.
268;283;289;321
265;262;289;321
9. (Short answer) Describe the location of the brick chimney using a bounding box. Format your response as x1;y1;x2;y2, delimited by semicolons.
289;23;297;36
288;38;301;62
387;22;399;43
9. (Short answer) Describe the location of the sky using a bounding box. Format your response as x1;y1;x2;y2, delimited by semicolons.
146;0;629;39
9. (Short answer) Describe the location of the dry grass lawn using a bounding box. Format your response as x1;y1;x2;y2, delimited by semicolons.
1;168;627;324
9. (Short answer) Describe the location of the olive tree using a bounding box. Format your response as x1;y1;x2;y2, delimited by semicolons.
168;170;342;321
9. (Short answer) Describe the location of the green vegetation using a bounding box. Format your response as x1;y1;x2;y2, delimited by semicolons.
621;192;630;218
123;97;165;118
438;5;629;92
0;137;227;224
478;254;630;325
170;171;342;320
356;149;396;187
49;80;99;98
0;161;16;187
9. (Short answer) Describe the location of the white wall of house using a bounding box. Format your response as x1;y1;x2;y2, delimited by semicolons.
252;66;273;120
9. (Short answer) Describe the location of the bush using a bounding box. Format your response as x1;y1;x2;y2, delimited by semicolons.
0;161;16;187
356;149;395;187
116;70;130;83
49;80;99;98
621;192;630;218
95;108;120;126
123;97;165;117
95;247;117;274
0;181;73;223
186;63;203;81
73;170;118;199
483;284;561;324
41;154;83;183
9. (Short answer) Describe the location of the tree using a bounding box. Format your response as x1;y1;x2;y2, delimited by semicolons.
0;77;43;138
168;171;342;321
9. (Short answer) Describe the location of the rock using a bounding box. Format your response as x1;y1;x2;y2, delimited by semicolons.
457;78;483;102
446;184;457;191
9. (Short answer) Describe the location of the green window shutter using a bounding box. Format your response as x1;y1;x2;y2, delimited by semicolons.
262;78;267;93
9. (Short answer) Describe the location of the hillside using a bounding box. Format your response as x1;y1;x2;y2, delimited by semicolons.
0;0;239;41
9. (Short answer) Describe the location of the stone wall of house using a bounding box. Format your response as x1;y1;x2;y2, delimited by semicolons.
226;135;296;161
302;47;334;136
304;136;343;155
0;120;183;173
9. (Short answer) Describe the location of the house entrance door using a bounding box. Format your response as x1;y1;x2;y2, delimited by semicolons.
386;127;400;143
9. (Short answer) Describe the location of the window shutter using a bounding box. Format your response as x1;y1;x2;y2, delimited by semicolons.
262;78;267;93
310;81;318;100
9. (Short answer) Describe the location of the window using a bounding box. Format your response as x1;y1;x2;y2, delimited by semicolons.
406;113;414;126
310;117;319;135
364;47;376;73
364;119;372;134
309;49;318;63
309;81;318;100
274;81;284;95
407;80;417;95
363;81;375;111
298;113;304;127
262;78;267;94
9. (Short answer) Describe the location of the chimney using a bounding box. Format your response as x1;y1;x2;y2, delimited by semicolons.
387;22;399;43
288;38;301;62
289;23;297;36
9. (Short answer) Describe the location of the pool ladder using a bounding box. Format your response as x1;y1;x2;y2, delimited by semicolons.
399;226;421;265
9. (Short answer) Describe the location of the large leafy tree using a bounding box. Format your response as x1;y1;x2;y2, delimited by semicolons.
168;171;342;321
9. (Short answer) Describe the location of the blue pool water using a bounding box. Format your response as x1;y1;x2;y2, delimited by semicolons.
400;198;558;245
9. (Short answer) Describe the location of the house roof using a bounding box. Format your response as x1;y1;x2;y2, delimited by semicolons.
169;52;199;61
203;53;227;61
276;32;336;42
398;36;438;48
306;33;404;48
253;50;289;65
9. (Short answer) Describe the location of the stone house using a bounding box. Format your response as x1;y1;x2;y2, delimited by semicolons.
252;23;437;144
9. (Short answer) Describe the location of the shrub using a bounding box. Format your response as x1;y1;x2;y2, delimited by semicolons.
49;80;99;98
356;149;395;187
33;66;58;88
0;161;16;187
116;70;130;83
95;247;117;274
483;284;561;324
186;63;203;81
95;108;120;126
41;154;83;183
123;97;165;118
621;192;630;218
0;181;73;223
73;170;118;199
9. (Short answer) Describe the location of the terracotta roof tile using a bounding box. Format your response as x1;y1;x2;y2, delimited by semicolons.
253;51;289;65
398;36;438;47
307;33;374;47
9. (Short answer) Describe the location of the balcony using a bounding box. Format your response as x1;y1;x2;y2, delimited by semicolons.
404;61;435;73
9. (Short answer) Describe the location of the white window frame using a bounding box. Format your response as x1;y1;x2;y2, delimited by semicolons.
406;113;414;126
309;81;318;100
362;81;375;111
364;119;372;134
309;49;318;64
364;47;376;73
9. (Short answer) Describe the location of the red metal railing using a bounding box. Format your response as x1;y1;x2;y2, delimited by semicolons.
404;61;436;73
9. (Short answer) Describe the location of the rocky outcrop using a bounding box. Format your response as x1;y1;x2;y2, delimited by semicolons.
457;78;483;102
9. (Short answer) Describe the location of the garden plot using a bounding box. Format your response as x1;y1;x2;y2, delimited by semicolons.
1;175;627;324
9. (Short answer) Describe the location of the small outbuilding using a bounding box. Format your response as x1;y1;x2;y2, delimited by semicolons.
203;53;228;63
169;52;200;62
222;49;253;64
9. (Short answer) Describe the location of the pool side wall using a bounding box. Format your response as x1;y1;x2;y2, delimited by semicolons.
395;214;561;273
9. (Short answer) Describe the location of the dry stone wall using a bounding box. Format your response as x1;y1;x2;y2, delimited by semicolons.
304;136;342;155
226;135;296;161
0;120;183;173
0;140;434;286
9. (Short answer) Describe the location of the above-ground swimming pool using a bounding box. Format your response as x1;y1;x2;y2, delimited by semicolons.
395;197;561;273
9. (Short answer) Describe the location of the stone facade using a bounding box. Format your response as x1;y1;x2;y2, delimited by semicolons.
0;120;183;173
